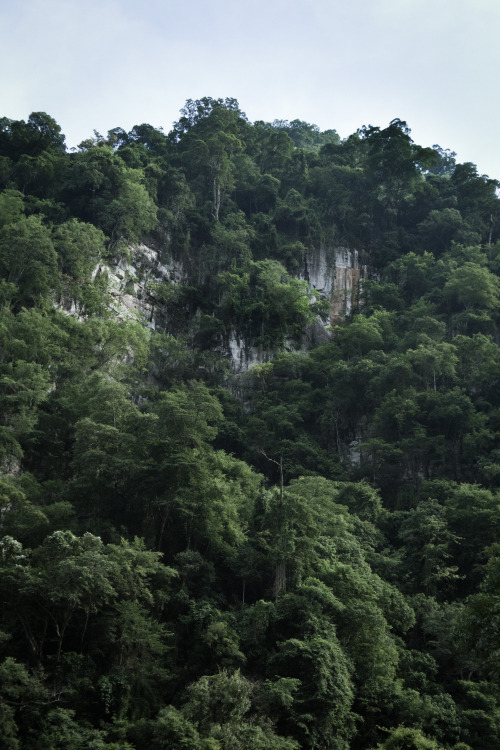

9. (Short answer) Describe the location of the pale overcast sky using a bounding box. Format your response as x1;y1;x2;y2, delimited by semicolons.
1;0;499;179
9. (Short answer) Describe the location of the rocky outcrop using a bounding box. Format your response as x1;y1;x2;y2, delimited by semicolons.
68;240;366;374
101;241;187;326
219;245;367;374
300;245;366;323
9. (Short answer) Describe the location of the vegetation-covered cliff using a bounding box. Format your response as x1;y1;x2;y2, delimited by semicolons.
1;99;500;750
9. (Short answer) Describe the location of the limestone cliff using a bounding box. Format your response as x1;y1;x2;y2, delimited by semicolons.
96;240;366;374
300;245;366;322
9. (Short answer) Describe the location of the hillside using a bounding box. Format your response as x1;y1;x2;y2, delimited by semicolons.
1;100;500;750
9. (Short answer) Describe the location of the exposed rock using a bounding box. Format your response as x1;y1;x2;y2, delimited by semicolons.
300;244;367;323
61;239;366;374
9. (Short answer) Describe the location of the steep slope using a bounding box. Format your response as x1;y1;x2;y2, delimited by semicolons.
1;104;500;750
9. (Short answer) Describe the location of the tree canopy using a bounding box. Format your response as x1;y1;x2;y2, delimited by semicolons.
1;100;500;749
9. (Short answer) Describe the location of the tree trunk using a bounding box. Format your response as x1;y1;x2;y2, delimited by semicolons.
213;177;221;221
273;561;286;598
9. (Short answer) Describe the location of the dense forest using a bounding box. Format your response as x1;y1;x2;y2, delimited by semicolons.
1;98;500;750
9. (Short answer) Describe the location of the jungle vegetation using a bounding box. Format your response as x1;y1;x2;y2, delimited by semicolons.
1;99;500;749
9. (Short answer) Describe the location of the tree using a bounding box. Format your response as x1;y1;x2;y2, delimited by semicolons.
455;543;500;680
269;630;354;749
397;500;460;596
0;112;65;160
0;214;58;307
335;314;386;358
170;97;246;141
0;358;51;472
0;189;24;229
370;726;444;749
0;657;48;750
444;262;500;312
362;119;435;216
53;219;108;312
181;128;243;221
63;146;157;246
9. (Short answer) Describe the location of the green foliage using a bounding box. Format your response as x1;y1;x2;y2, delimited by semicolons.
370;726;444;749
2;102;500;750
455;543;500;679
218;259;326;349
0;214;58;306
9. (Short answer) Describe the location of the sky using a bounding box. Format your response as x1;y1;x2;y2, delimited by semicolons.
1;0;500;179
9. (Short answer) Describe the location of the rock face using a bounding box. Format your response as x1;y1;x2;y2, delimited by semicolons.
86;239;366;374
228;332;265;375
223;245;366;374
300;245;366;322
101;241;187;326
